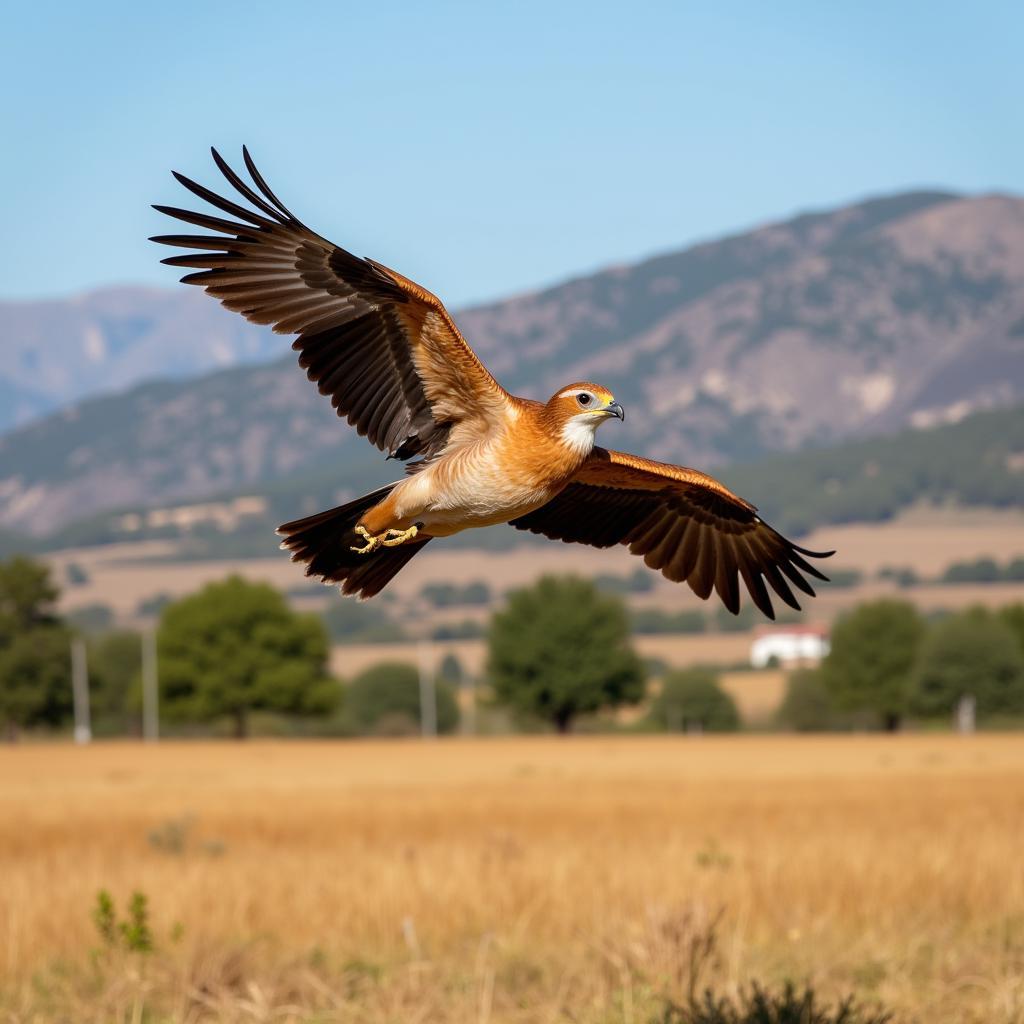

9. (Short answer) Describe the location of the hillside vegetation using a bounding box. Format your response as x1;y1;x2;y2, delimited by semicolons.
26;401;1024;555
723;402;1024;534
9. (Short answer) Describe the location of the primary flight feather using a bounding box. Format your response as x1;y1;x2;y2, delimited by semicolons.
152;148;833;614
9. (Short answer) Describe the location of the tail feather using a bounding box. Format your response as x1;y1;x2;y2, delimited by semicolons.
277;484;431;599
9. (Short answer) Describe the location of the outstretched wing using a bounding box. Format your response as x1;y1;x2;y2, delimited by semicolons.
151;147;511;462
510;448;833;619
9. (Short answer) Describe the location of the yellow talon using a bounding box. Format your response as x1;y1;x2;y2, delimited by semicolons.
350;524;419;554
381;525;419;547
350;525;381;555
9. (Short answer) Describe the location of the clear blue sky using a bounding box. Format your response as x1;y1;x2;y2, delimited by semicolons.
2;0;1021;308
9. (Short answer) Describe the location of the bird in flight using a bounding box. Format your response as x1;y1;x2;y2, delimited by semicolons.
153;148;832;614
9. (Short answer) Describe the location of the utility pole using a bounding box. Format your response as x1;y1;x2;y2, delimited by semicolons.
142;629;159;742
70;638;91;744
955;694;976;735
418;639;437;739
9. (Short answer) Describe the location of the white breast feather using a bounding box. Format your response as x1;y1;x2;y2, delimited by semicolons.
560;414;599;457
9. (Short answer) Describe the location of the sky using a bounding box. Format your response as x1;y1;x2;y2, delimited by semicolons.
1;0;1021;309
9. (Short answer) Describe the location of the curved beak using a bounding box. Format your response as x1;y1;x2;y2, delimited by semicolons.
605;400;625;421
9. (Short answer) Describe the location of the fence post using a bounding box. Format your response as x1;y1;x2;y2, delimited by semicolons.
70;638;91;744
955;694;976;735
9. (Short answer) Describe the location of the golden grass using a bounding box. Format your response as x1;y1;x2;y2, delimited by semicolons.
3;735;1024;1023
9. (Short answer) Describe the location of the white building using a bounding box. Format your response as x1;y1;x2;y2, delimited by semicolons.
750;624;830;668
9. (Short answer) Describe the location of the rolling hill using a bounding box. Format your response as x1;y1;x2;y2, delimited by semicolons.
25;401;1024;557
0;286;283;432
2;187;1024;537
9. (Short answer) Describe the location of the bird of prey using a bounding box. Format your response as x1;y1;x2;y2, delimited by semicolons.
152;148;832;614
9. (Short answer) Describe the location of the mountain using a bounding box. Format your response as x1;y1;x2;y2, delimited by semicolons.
3;188;1024;537
0;286;279;432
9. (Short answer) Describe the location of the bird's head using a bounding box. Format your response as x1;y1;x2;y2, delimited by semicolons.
545;382;624;455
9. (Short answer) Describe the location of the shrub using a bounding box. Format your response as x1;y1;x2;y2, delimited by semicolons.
941;557;1002;584
92;890;154;954
655;981;892;1023
649;668;739;733
877;566;919;588
595;568;655;594
65;562;90;586
431;619;485;640
419;581;491;607
825;567;863;589
345;662;459;735
632;608;707;635
911;607;1024;718
437;652;464;686
777;668;836;732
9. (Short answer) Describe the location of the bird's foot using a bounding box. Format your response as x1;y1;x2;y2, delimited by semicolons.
381;524;419;547
350;525;383;555
350;524;420;554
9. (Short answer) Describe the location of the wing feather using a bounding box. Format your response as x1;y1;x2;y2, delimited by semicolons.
152;148;511;461
511;447;833;619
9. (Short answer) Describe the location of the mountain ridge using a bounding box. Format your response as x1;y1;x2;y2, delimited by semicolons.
2;187;1023;536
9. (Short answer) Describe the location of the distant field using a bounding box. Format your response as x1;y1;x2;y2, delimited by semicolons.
2;735;1023;1023
330;632;756;680
47;506;1024;626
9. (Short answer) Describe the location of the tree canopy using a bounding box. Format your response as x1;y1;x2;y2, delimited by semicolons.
820;599;925;730
487;575;644;732
777;668;838;732
0;557;72;737
157;576;337;737
345;662;459;735
649;668;739;732
912;608;1024;718
88;630;143;736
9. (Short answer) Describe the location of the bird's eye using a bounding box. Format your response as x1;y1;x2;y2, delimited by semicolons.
577;393;592;407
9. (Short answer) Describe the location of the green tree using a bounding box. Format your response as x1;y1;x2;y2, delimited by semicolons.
437;652;465;686
157;576;337;737
345;662;459;735
912;608;1024;718
649;668;739;732
0;557;72;739
1000;603;1024;656
777;668;836;732
89;630;143;736
487;575;644;732
820;600;925;731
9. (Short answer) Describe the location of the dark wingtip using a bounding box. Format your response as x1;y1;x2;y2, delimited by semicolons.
793;545;836;559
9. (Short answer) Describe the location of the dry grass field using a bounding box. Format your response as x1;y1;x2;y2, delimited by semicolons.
3;735;1024;1023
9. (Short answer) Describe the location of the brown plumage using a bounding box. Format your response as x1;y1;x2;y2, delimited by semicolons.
153;148;833;613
